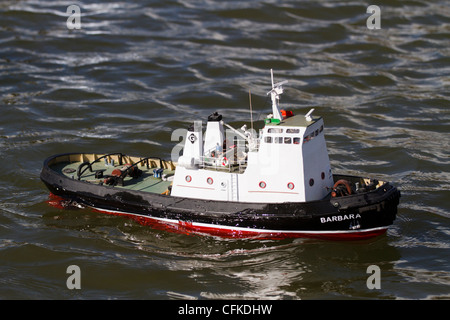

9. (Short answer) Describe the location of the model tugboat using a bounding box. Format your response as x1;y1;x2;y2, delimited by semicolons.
41;70;400;240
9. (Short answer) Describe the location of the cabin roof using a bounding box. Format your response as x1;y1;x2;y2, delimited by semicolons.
277;114;321;127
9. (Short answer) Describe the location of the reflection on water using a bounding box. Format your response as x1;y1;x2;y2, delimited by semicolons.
0;0;449;299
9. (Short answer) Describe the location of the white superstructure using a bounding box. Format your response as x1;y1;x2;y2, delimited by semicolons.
171;70;334;203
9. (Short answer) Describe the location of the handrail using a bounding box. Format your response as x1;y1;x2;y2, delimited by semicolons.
77;152;124;180
199;149;248;173
113;156;164;186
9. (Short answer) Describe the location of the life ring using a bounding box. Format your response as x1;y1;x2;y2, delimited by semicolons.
222;157;228;166
331;179;353;197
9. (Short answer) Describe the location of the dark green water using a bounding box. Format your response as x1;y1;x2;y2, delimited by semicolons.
1;0;449;300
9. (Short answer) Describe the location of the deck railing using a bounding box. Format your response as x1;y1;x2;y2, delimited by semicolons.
199;145;248;173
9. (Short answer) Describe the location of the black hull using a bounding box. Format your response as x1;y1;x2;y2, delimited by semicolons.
40;153;400;240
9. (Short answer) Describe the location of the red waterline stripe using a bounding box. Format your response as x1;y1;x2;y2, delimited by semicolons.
91;207;387;241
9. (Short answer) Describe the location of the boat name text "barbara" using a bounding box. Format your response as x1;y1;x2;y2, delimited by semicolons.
320;214;361;223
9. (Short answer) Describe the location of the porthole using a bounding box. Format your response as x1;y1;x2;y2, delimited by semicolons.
185;175;192;183
207;177;213;185
287;182;295;190
259;181;266;189
309;178;314;186
321;172;325;180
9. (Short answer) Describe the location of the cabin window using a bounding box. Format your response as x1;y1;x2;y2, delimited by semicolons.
320;125;323;133
259;181;266;189
284;137;291;144
185;175;192;183
207;177;213;185
287;182;295;190
264;136;272;143
293;137;301;144
274;137;283;144
286;128;300;134
268;128;283;133
315;129;319;136
309;178;314;186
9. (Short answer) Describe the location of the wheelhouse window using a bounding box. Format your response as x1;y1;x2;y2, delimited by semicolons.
286;128;300;134
264;136;272;143
268;128;283;133
274;137;283;144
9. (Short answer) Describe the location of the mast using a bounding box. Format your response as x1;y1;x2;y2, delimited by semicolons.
267;69;288;121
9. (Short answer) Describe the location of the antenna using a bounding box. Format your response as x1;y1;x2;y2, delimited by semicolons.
271;68;274;88
270;68;288;91
249;89;254;131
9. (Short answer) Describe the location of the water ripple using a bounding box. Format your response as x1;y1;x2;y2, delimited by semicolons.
0;0;449;300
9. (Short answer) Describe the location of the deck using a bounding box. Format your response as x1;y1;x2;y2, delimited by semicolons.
52;160;174;195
